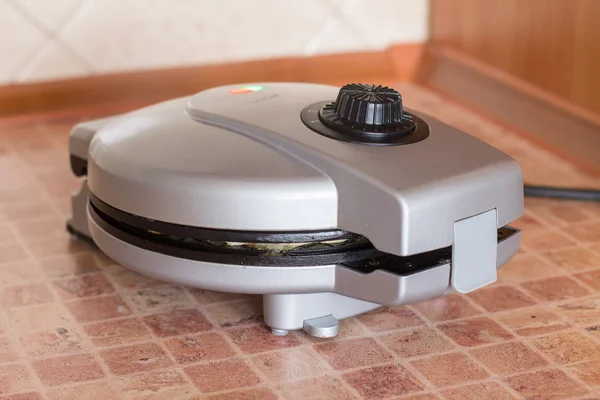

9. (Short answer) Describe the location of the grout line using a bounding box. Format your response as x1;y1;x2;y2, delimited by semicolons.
4;221;70;398
8;0;97;82
364;325;440;396
408;293;587;399
85;260;199;398
5;193;126;400
3;0;52;84
430;283;600;395
2;85;600;398
408;304;512;394
49;0;99;73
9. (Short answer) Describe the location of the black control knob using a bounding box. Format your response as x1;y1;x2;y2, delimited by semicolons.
332;83;404;127
318;83;416;143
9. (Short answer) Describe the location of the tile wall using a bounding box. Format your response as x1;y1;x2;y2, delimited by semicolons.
0;0;430;84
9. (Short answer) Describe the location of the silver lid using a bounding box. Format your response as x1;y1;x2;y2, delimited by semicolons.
85;96;339;232
78;82;523;258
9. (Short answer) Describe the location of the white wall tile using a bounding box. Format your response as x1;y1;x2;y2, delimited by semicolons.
59;0;342;73
0;0;47;84
11;0;82;32
3;0;430;84
341;0;430;47
14;41;91;82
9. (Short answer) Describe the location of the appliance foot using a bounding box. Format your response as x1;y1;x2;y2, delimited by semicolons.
69;179;92;240
262;292;380;338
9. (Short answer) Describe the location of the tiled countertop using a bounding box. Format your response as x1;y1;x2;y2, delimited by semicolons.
1;83;600;400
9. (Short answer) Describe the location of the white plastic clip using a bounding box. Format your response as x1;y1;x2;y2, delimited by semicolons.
451;209;498;293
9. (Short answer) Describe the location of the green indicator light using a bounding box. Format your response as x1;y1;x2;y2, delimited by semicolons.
244;85;264;91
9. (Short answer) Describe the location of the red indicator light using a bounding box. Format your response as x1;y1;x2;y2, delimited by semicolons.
229;88;254;94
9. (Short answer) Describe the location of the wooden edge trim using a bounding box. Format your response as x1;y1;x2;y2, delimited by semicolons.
417;45;600;177
0;43;422;125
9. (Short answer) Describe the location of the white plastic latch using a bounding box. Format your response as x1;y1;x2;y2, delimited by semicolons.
451;209;498;293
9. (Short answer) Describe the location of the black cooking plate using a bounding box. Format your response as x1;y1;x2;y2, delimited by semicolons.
88;192;516;274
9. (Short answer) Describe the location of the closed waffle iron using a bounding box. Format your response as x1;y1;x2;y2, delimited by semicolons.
67;82;524;338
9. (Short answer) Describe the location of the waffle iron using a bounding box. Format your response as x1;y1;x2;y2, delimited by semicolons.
67;82;524;338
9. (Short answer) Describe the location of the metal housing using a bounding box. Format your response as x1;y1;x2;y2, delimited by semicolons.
66;82;525;338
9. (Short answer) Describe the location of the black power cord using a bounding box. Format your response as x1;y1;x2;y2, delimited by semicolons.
524;185;600;202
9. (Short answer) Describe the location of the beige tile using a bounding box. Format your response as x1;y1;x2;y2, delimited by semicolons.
52;273;115;300
441;382;517;400
565;222;600;243
314;337;393;371
115;370;190;399
127;285;194;313
521;230;576;252
19;326;87;357
0;261;44;286
202;297;263;328
65;295;132;323
0;243;29;264
554;296;600;326
467;285;536;312
380;327;455;358
437;317;514;347
164;331;236;365
184;358;261;393
409;352;489;388
0;224;18;245
507;369;588;399
412;294;481;322
4;302;73;332
568;360;600;388
521;276;591;302
469;342;548;375
532;203;595;226
278;376;355;400
531;331;600;364
227;325;303;355
541;246;600;272
142;308;213;337
498;253;563;282
205;388;278;400
100;343;173;376
104;263;164;290
0;364;34;395
252;347;330;381
0;282;54;307
39;252;100;278
32;353;105;386
343;364;425;398
26;236;89;259
495;307;571;336
12;217;65;243
83;318;152;347
1;391;44;399
0;336;18;363
356;305;425;332
47;381;119;400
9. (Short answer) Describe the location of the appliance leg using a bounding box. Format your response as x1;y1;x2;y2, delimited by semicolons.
67;179;92;241
262;292;381;338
